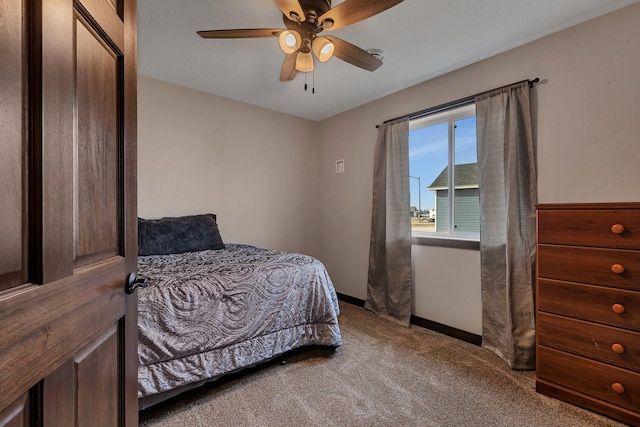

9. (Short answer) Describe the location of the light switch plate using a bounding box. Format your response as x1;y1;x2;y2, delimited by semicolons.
335;159;345;173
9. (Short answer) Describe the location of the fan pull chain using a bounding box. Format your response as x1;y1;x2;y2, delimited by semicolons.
301;54;316;93
304;53;309;91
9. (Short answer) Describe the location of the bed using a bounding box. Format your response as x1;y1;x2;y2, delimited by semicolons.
136;214;342;409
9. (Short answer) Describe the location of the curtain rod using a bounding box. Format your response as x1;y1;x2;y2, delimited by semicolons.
375;77;540;128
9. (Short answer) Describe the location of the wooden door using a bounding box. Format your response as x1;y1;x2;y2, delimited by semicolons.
0;0;138;425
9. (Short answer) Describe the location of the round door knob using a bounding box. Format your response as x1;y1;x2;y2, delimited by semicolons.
612;382;625;394
611;343;625;354
611;224;625;234
611;264;625;274
612;304;626;314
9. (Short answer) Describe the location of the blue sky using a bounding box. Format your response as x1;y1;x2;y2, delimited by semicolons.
408;116;477;211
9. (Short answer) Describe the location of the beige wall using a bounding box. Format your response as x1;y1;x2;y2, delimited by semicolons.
137;76;320;256
317;3;640;334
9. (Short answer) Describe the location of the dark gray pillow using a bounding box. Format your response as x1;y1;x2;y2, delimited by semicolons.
138;214;224;256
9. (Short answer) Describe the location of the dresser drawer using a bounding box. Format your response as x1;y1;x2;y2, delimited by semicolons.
537;208;640;249
538;245;639;291
538;313;640;372
537;346;640;412
537;279;640;330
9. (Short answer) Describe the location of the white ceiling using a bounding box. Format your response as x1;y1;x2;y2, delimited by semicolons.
138;0;638;121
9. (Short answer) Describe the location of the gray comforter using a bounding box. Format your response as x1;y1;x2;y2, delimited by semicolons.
137;244;342;402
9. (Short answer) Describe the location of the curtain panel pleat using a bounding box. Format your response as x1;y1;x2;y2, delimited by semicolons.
476;82;538;369
366;119;412;327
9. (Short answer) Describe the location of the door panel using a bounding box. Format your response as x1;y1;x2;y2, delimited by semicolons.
0;0;138;425
76;326;120;426
43;360;74;427
74;13;120;267
0;0;27;292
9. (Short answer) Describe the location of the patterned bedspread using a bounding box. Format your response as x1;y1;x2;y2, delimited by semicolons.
137;244;342;401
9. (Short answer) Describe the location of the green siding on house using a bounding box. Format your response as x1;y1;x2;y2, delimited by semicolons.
455;189;480;232
435;189;480;233
435;190;449;232
429;163;479;233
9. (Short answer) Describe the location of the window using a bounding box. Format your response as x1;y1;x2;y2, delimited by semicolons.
409;103;479;246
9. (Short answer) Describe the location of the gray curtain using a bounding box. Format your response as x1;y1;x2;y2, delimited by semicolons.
476;82;537;369
365;119;412;327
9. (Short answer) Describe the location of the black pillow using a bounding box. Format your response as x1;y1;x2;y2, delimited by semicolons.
138;214;225;256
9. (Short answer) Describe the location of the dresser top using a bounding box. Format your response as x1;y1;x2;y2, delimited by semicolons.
537;202;640;210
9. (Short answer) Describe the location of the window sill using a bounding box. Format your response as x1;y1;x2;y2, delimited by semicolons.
411;233;480;250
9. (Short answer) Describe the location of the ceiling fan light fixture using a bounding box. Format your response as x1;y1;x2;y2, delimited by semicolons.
295;51;314;73
278;30;301;54
312;37;334;62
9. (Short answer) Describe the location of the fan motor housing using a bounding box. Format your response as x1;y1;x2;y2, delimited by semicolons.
283;0;333;48
300;0;331;20
302;0;331;12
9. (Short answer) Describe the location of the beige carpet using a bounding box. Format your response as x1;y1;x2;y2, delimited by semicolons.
139;302;626;427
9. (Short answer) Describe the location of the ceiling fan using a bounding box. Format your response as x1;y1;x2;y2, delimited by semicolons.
197;0;404;82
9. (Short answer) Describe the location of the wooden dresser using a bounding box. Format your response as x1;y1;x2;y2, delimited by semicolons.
536;203;640;425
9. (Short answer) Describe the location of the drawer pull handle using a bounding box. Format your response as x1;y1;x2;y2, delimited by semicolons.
611;304;626;314
611;224;625;234
611;343;625;354
611;264;625;274
612;382;625;394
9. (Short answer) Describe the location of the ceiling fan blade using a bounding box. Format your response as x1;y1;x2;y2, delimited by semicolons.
318;0;404;31
273;0;305;22
197;28;283;39
280;53;298;81
325;36;382;72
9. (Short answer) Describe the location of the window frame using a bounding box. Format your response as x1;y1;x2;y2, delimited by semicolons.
409;103;480;250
